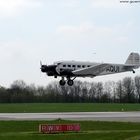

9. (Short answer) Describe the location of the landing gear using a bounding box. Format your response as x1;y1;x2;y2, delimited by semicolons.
132;70;135;74
59;79;66;86
59;77;75;86
59;77;66;86
67;76;74;86
67;79;74;86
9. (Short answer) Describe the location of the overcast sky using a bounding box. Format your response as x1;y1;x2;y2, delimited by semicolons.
0;0;140;87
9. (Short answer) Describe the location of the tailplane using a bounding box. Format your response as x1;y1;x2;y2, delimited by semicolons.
125;52;140;65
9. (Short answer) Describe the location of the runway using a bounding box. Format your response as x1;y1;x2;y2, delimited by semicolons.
0;112;140;122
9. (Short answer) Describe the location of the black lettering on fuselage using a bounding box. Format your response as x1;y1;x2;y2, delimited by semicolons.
106;65;119;73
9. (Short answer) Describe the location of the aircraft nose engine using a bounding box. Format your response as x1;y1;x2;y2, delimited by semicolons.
40;64;57;76
40;65;48;72
46;65;57;76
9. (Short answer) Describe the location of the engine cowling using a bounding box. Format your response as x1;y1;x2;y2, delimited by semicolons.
41;65;48;72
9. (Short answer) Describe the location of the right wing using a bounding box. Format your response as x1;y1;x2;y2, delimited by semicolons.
72;63;109;76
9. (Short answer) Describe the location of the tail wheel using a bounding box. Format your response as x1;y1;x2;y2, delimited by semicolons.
67;80;74;86
59;80;66;86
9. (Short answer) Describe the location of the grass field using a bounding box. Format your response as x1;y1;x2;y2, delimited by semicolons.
0;104;140;139
0;103;140;113
0;120;140;140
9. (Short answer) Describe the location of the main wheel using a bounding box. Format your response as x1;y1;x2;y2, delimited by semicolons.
67;80;74;86
59;80;66;86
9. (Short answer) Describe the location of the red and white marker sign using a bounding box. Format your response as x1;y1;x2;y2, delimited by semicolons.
39;124;80;133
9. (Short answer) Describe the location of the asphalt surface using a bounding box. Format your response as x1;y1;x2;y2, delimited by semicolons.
0;112;140;122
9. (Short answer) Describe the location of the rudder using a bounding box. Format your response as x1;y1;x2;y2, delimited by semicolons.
125;52;140;65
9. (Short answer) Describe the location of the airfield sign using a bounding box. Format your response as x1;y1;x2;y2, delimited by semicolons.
39;124;80;133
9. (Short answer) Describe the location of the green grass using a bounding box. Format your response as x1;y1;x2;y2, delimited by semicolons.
0;120;140;140
0;103;140;113
0;132;140;140
0;103;140;139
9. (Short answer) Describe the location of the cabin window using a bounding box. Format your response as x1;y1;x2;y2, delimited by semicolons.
63;65;66;67
87;65;91;67
72;65;76;67
68;65;71;67
77;65;81;68
82;65;85;68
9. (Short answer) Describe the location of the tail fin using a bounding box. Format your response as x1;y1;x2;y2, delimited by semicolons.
125;52;140;65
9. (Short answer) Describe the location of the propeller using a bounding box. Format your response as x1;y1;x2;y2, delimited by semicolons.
40;61;42;67
40;61;47;72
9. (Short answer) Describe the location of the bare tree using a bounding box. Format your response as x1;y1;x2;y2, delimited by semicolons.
122;77;135;103
11;80;27;90
134;76;140;103
96;82;103;102
103;81;114;103
88;82;96;102
116;80;123;103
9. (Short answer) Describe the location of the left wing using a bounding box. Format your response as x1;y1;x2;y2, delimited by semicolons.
72;63;109;76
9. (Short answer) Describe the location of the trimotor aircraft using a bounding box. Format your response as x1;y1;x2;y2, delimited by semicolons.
40;52;140;86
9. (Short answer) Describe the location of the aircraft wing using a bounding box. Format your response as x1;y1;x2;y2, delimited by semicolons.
72;63;109;76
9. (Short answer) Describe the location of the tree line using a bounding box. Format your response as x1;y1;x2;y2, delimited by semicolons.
0;76;140;103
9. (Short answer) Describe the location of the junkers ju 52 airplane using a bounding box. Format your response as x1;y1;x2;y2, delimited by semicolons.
40;52;140;86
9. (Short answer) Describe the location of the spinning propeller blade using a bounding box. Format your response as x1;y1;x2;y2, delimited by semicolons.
40;61;42;67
